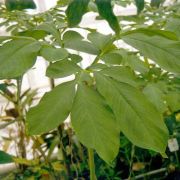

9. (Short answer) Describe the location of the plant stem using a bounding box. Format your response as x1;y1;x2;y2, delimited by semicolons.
128;145;135;180
88;148;96;180
49;78;55;89
125;167;167;180
88;36;117;68
57;125;71;177
91;55;101;66
49;65;55;89
16;77;27;171
175;151;179;165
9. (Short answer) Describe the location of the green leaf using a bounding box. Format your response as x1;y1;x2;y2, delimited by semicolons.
135;0;144;14
166;92;180;112
0;36;11;44
37;22;61;42
63;31;99;55
66;0;90;27
143;83;167;113
0;83;8;93
150;0;163;8
17;30;47;40
95;73;168;153
95;0;120;35
57;0;72;6
27;81;75;135
69;54;83;64
0;151;13;164
89;63;108;71
46;60;81;78
40;47;68;62
100;66;138;87
78;71;94;86
71;83;119;163
123;28;178;40
102;48;148;73
87;32;113;51
122;29;180;73
165;18;180;37
101;50;122;65
65;40;99;55
63;30;83;42
20;0;36;9
5;0;36;11
125;54;149;74
0;38;41;79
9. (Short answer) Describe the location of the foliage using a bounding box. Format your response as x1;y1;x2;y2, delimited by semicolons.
0;151;13;164
0;0;180;179
5;0;36;11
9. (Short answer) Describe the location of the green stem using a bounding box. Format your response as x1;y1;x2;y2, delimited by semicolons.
49;62;55;89
144;57;150;68
127;168;167;180
88;148;96;180
91;54;101;66
57;126;71;177
128;145;135;180
88;36;116;68
175;151;179;165
49;77;55;89
17;77;22;107
16;77;27;171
